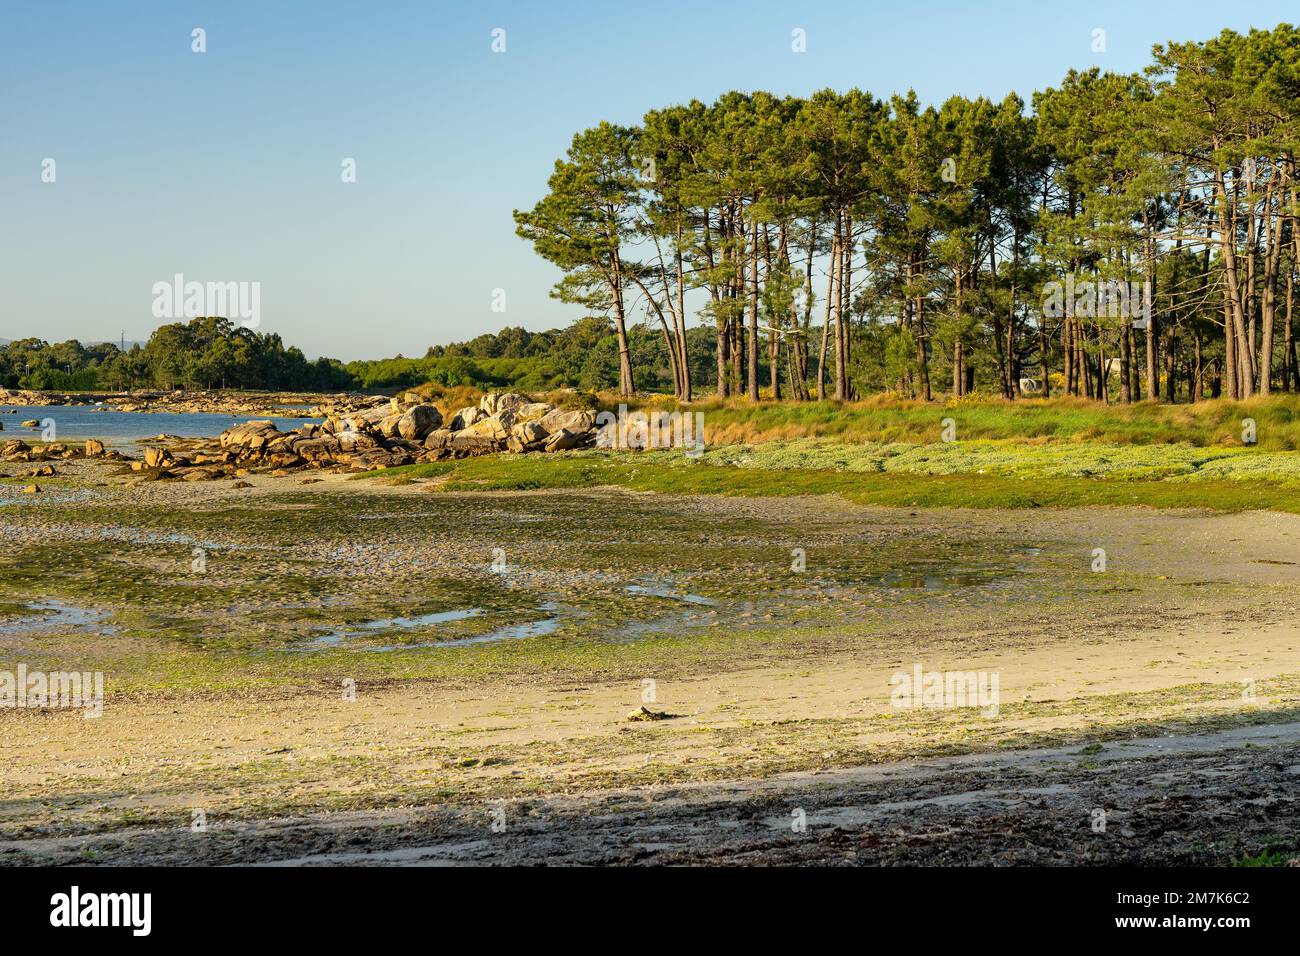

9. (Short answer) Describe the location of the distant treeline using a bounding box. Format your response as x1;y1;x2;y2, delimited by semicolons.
0;315;713;394
0;318;353;392
351;318;718;391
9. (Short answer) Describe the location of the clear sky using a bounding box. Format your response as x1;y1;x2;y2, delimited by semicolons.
2;0;1294;360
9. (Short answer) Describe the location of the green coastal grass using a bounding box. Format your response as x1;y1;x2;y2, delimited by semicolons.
619;393;1300;449
645;439;1300;482
363;394;1300;510
371;448;1300;513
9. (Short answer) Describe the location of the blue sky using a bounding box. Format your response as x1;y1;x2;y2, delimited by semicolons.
2;0;1294;360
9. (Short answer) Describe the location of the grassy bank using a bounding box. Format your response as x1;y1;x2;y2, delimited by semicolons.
611;393;1300;450
349;393;1300;511
372;447;1300;513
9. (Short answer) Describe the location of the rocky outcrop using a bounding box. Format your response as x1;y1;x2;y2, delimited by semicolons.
309;393;393;419
0;438;126;465
448;406;484;430
0;391;610;484
0;387;373;417
195;392;601;478
397;403;443;441
0;389;46;406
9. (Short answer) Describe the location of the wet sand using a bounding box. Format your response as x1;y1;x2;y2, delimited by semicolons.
2;460;1299;865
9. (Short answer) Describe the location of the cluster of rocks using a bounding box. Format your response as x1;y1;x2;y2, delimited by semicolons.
2;437;111;463
0;432;254;487
307;393;399;418
211;391;599;477
0;391;633;487
1;387;118;409
0;437;116;492
0;392;600;486
0;386;364;418
106;389;324;417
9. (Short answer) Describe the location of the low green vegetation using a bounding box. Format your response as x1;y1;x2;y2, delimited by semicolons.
349;317;710;392
1232;849;1294;867
351;393;1300;511
611;393;1300;450
658;439;1300;482
372;445;1300;513
6;468;1249;697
